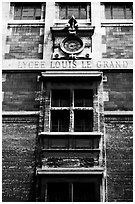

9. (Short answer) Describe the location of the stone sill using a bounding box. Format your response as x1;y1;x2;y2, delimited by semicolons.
2;111;39;116
39;132;103;136
104;111;133;116
41;149;100;152
36;167;104;175
8;20;45;26
101;19;133;26
2;111;132;117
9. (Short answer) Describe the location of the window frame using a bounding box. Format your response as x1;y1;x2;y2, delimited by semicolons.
104;3;133;20
10;2;45;21
55;2;91;23
50;89;94;133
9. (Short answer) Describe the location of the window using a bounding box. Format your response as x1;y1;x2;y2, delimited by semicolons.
13;3;44;20
51;89;93;132
74;110;93;132
59;3;88;19
51;110;70;132
74;89;93;107
51;89;70;107
43;176;101;202
105;3;133;19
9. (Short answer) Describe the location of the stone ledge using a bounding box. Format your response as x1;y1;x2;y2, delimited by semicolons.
36;167;104;175
104;111;133;123
2;111;39;123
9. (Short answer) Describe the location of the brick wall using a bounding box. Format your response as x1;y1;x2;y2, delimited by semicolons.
2;118;40;202
102;26;133;59
103;71;133;111
5;26;44;59
2;72;40;111
105;120;133;202
2;71;132;112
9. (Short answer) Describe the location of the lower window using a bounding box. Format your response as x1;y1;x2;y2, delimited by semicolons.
39;175;101;202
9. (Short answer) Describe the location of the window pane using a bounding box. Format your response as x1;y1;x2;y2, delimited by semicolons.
105;6;112;19
74;90;93;107
59;7;66;19
51;111;70;132
50;139;68;148
74;111;93;132
80;7;87;19
47;183;70;202
59;4;87;19
126;7;132;19
113;6;124;19
67;6;79;19
14;7;22;20
75;139;91;149
105;3;133;19
14;4;42;20
51;90;70;107
35;8;41;20
73;183;99;202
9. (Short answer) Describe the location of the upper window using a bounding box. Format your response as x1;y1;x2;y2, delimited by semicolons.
59;3;89;19
74;89;93;107
105;3;133;19
51;89;70;107
12;3;45;20
50;89;93;132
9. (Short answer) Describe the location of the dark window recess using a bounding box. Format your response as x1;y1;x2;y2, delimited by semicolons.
74;110;93;132
59;3;88;19
50;138;68;149
51;90;70;107
75;138;99;149
47;183;70;202
73;183;97;202
46;181;100;202
105;3;133;19
74;89;93;107
51;110;70;132
13;3;43;20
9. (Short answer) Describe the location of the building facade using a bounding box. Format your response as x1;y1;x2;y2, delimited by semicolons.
2;1;133;202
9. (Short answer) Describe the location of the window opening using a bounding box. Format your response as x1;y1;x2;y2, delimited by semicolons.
74;89;93;107
51;90;70;107
13;3;44;20
59;3;88;19
51;110;70;132
105;3;133;19
46;181;100;202
74;110;93;132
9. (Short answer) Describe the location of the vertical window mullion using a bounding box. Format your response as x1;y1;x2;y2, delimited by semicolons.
71;183;74;202
111;6;113;19
79;5;80;19
124;5;126;19
72;90;74;132
33;7;36;20
58;118;60;132
66;5;68;19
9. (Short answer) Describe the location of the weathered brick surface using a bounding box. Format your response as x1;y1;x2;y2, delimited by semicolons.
102;26;133;59
3;71;132;112
2;72;40;111
105;122;133;202
5;26;44;59
2;122;39;202
103;71;133;111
